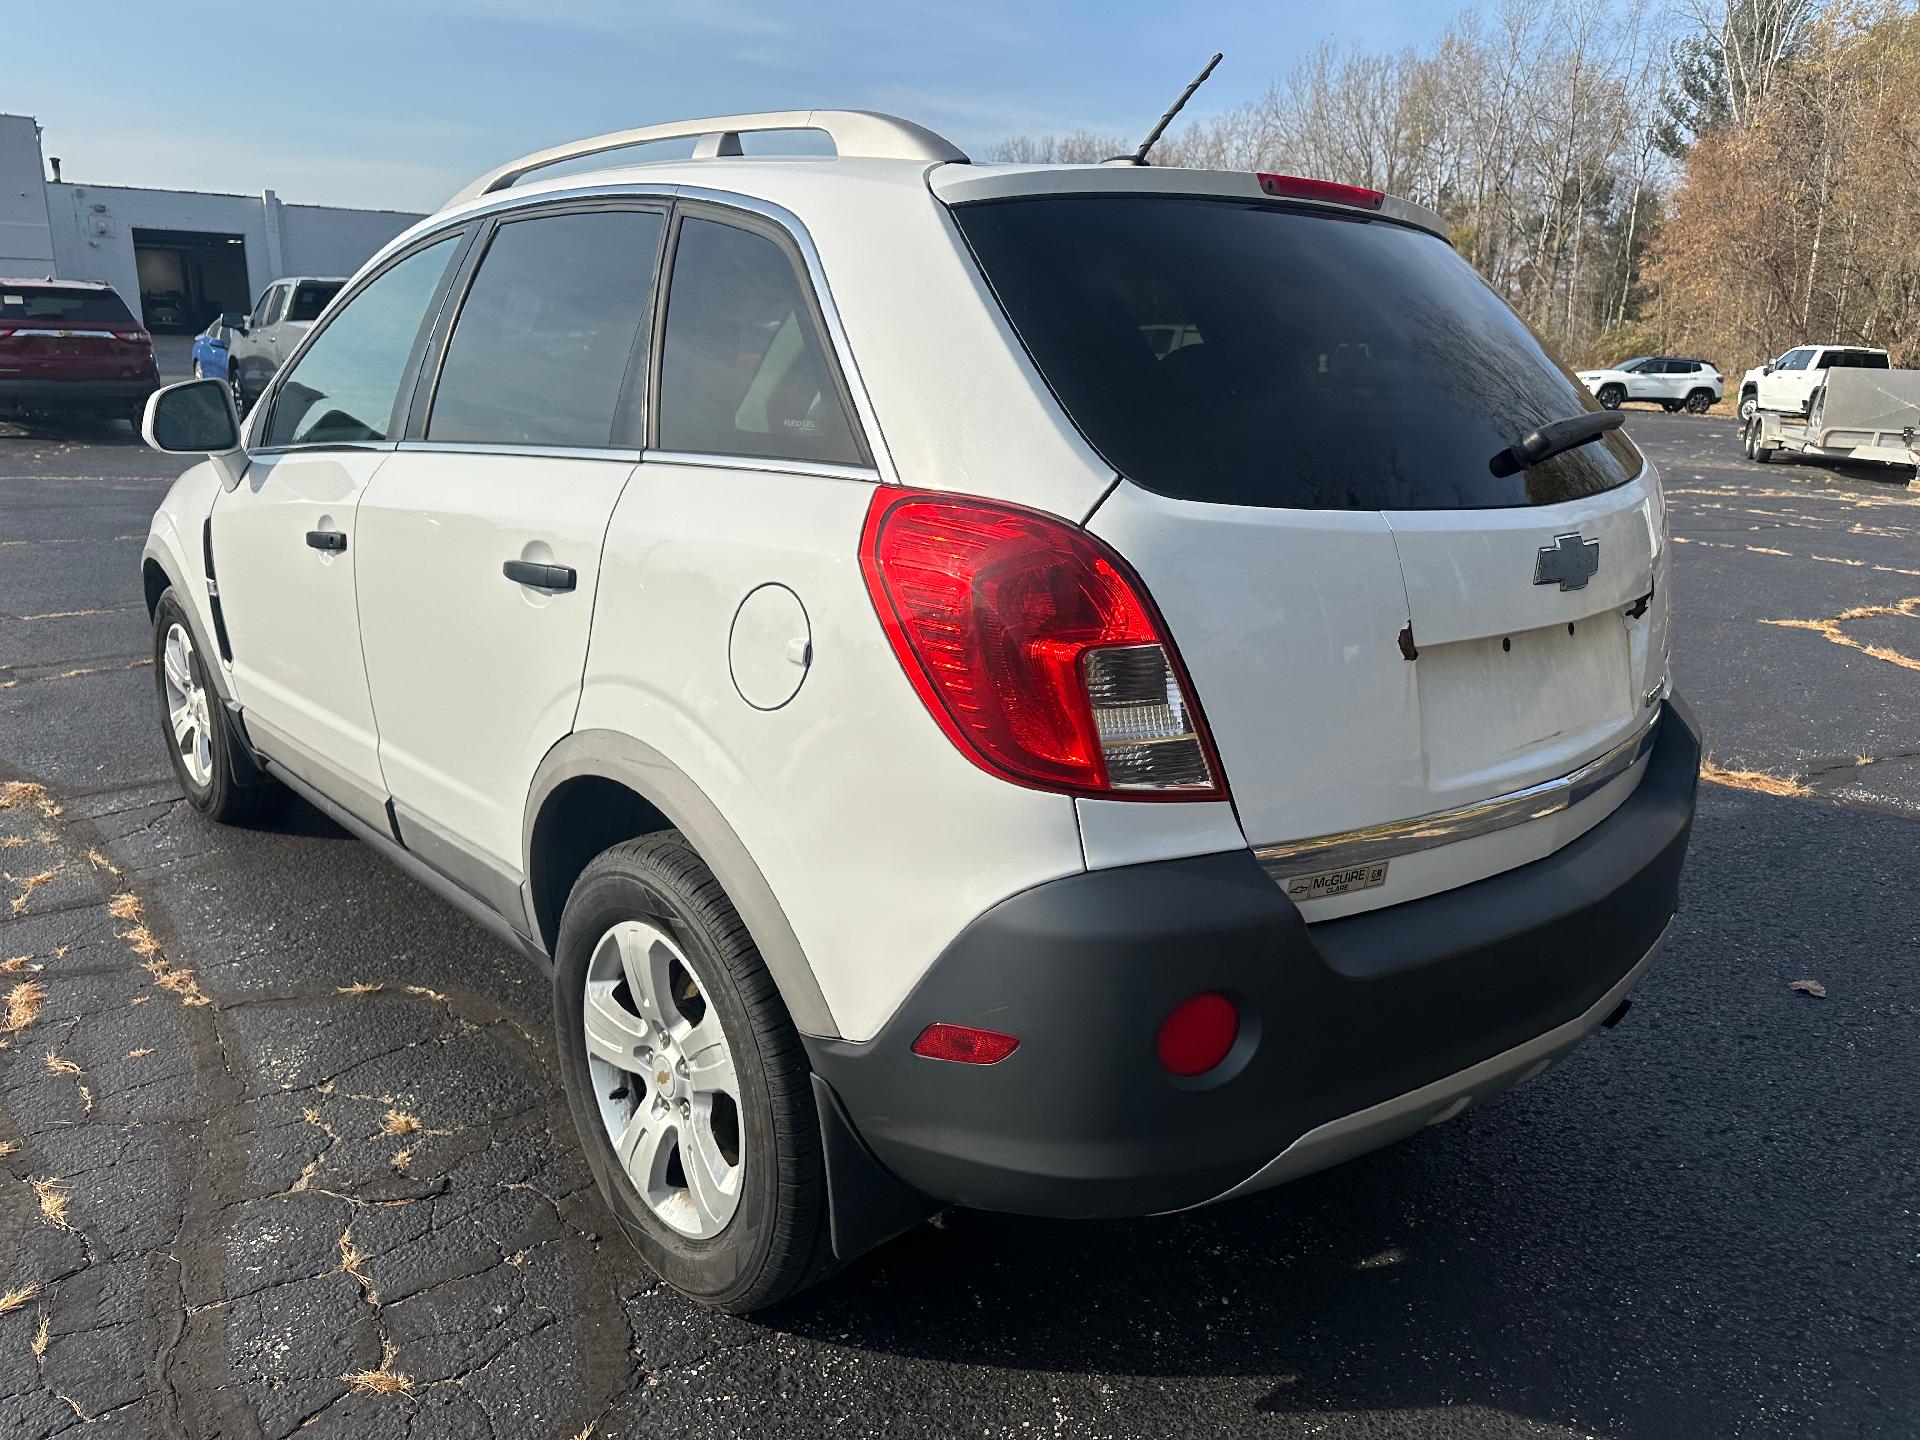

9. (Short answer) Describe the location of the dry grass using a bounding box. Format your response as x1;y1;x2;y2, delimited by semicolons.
141;957;211;1007
1762;596;1920;675
1701;759;1813;797
336;981;382;996
106;892;141;921
389;1147;414;1172
342;1342;413;1397
30;1313;50;1358
4;980;47;1034
1;956;30;974
0;836;22;849
378;1108;421;1138
0;1140;18;1157
0;1285;39;1316
87;849;119;876
31;1176;72;1229
43;1052;80;1078
6;869;56;916
0;781;60;820
338;1229;377;1303
127;1047;153;1059
403;985;448;1002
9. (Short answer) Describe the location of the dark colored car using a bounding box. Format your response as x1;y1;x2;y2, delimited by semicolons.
0;279;160;428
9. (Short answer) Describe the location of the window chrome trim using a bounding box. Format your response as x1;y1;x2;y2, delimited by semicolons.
396;440;642;462
1255;712;1662;886
641;448;878;483
244;441;399;458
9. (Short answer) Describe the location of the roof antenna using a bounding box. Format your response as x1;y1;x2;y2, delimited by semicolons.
1109;52;1223;166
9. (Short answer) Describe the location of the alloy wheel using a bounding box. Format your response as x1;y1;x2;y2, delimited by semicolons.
161;622;214;788
583;919;743;1239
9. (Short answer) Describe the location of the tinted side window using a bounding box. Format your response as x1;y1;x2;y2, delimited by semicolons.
428;209;663;447
657;216;865;467
249;288;276;327
263;237;459;448
286;281;342;323
1780;349;1812;370
263;286;287;326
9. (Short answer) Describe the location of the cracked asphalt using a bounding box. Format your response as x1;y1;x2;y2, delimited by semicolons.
1;406;1916;1439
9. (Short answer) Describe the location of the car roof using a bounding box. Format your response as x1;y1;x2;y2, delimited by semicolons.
0;276;117;291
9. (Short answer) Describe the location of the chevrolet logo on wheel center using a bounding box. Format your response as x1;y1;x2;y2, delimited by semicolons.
1534;532;1601;591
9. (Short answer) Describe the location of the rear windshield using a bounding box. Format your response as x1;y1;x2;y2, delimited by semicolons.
1827;350;1890;370
952;195;1642;510
286;281;343;323
0;286;135;325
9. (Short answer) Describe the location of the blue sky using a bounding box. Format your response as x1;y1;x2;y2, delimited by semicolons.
13;1;1456;213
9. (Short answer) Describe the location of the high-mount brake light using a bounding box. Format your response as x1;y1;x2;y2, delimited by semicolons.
860;489;1224;799
1256;173;1386;211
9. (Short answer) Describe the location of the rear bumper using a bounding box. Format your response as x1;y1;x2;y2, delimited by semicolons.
0;377;158;414
809;696;1701;1219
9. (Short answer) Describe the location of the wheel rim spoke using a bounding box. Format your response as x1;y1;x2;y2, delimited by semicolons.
582;984;650;1069
681;1014;737;1098
615;926;676;1025
616;1105;671;1189
680;1114;738;1232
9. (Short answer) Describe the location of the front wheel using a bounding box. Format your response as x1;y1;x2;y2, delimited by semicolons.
554;832;828;1312
1738;390;1758;422
1596;384;1625;410
227;363;248;417
1684;389;1715;414
151;589;282;821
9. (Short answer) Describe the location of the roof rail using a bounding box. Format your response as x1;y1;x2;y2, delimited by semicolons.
447;110;968;205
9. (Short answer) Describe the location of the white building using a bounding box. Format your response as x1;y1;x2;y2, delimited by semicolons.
0;113;422;331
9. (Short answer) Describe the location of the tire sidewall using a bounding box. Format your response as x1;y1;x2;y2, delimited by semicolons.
1598;385;1623;410
553;852;789;1307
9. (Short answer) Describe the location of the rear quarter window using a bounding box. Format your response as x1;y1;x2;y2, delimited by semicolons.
952;194;1642;511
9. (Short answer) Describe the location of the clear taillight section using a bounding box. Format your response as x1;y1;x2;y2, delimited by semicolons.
859;488;1225;800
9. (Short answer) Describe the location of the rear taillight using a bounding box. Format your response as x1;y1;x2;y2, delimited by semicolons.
113;330;151;347
1256;173;1385;211
860;488;1224;799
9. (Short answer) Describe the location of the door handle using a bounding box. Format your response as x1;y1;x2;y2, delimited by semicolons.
503;559;576;591
305;530;347;552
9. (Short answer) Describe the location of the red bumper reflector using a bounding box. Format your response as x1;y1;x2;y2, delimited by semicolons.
1156;993;1239;1076
1255;173;1386;211
911;1022;1020;1065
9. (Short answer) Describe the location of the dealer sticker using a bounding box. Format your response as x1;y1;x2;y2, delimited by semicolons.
1284;860;1390;903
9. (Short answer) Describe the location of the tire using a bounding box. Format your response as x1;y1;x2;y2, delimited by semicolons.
1596;384;1625;411
554;832;828;1312
192;359;205;380
227;362;248;417
1661;402;1682;413
1742;420;1757;460
1685;389;1714;414
1807;387;1826;433
151;589;283;821
1738;389;1758;422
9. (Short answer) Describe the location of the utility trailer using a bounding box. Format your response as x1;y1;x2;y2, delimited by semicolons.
1742;366;1920;482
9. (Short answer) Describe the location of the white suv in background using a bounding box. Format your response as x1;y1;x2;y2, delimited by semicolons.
1575;356;1722;412
1738;344;1891;420
137;111;1701;1312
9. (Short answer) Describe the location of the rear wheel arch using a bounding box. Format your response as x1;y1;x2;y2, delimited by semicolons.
524;730;837;1038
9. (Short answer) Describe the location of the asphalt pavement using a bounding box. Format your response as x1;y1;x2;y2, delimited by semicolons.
0;408;1915;1439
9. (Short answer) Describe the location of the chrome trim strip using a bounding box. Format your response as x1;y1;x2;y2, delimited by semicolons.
640;448;879;483
1179;919;1671;1211
1255;713;1662;883
396;441;642;462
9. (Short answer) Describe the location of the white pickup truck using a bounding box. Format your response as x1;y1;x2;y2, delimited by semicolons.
1737;344;1890;421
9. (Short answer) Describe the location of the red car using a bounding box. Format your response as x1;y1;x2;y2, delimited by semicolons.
0;278;160;428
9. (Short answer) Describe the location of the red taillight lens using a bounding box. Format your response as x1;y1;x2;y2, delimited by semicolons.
912;1023;1020;1065
860;489;1223;799
1156;993;1239;1076
1256;173;1386;211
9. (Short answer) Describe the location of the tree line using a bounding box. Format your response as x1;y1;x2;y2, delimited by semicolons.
990;0;1919;374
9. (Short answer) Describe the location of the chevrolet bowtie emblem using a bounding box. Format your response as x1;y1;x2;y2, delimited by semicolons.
1534;532;1600;591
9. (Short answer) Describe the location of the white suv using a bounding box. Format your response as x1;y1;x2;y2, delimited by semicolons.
136;111;1701;1312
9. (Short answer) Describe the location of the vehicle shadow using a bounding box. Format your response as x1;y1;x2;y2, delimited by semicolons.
0;414;147;448
772;788;1919;1437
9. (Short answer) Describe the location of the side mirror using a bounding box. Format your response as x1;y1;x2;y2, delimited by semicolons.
1761;363;1773;375
223;313;247;333
142;379;247;488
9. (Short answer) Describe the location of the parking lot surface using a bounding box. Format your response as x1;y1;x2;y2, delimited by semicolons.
1;410;1915;1439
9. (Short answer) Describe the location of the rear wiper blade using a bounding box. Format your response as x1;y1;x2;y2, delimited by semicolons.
1489;410;1625;477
